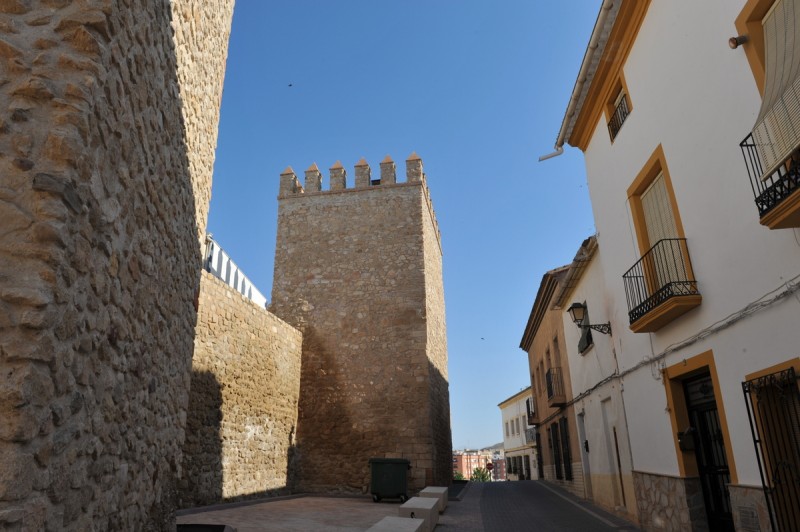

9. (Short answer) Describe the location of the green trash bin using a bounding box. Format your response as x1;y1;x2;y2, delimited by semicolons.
369;458;410;502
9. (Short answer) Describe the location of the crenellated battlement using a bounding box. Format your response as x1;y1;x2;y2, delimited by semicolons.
279;152;427;197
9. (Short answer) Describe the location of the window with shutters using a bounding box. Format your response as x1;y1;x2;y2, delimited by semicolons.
622;145;701;333
737;0;800;228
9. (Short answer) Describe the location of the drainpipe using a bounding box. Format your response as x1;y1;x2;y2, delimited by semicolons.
538;0;616;162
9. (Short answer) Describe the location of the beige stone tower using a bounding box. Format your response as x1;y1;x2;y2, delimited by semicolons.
271;154;452;493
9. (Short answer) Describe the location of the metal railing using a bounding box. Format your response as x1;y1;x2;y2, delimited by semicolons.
607;95;630;141
622;238;699;325
204;236;268;308
740;133;800;218
546;367;564;400
742;367;800;532
525;428;537;445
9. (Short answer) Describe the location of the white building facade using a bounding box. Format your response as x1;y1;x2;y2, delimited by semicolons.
546;1;800;530
554;236;638;523
498;387;538;481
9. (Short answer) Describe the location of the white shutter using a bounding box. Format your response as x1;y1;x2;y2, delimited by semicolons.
641;172;678;247
641;173;681;287
752;0;800;180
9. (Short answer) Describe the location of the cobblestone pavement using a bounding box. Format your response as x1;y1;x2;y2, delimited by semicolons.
177;481;640;531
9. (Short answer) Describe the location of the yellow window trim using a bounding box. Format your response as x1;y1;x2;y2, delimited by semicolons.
662;350;739;485
627;144;687;255
735;0;777;96
744;357;800;382
604;71;633;143
570;0;651;151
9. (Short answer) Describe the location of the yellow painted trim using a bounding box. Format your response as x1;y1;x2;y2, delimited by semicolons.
626;145;687;247
629;294;702;333
744;357;800;381
735;0;777;97
662;350;738;485
570;0;652;151
760;186;800;229
604;70;633;143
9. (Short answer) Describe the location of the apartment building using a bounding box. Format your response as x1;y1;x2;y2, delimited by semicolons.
541;1;800;530
498;387;538;480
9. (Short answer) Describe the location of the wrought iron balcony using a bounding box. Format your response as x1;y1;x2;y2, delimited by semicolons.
607;95;630;141
740;133;800;229
546;367;566;408
622;238;701;333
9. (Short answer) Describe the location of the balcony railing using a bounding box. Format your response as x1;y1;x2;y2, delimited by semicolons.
546;367;566;407
740;133;800;229
622;238;701;332
607;95;630;141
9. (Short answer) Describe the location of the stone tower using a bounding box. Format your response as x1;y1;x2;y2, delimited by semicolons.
271;154;452;493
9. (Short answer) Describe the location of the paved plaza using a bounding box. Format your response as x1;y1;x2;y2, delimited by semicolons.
177;481;639;531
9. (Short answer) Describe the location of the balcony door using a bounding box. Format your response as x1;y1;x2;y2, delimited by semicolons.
641;172;682;289
641;171;678;246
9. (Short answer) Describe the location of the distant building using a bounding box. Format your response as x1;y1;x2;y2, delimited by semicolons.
452;449;493;480
491;449;506;481
498;387;538;480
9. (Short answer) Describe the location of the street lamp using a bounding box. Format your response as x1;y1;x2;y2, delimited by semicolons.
567;302;612;335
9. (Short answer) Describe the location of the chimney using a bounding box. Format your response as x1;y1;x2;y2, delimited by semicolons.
330;161;346;190
355;158;371;188
380;155;396;185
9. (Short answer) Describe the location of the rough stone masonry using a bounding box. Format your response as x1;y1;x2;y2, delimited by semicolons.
0;1;233;529
271;155;453;493
179;272;302;508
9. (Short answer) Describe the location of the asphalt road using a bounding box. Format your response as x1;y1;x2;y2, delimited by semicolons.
465;480;640;531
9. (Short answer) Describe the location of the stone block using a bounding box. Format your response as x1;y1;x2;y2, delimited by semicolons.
419;486;448;513
367;516;425;532
398;496;438;532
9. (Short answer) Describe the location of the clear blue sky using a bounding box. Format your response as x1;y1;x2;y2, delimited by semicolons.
208;1;599;450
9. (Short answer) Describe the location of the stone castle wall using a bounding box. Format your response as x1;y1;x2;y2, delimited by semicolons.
0;1;232;529
271;156;452;492
179;272;302;508
420;177;452;486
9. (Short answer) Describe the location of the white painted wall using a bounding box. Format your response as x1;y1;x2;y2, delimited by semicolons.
499;389;537;479
562;248;636;515
500;390;532;451
578;0;800;487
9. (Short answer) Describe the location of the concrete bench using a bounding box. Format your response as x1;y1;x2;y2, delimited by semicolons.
419;486;448;513
398;496;439;532
366;516;425;532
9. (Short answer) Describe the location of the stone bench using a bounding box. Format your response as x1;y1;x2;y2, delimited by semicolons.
398;496;439;532
419;486;448;513
366;516;425;532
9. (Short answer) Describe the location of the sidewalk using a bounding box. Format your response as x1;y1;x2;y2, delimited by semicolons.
177;481;639;531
